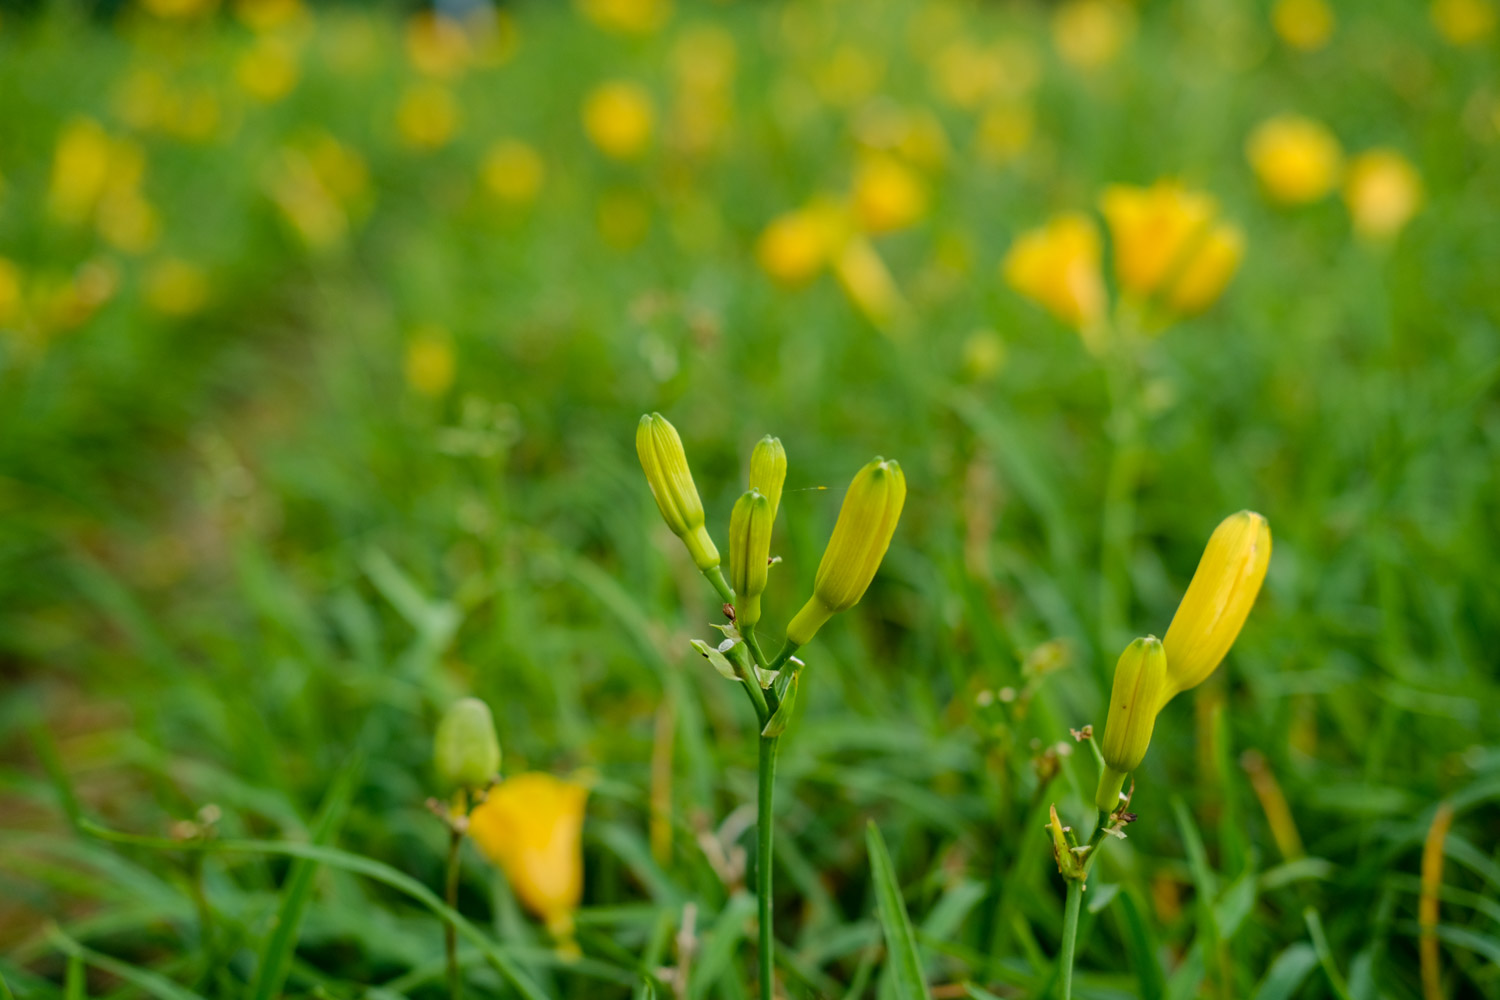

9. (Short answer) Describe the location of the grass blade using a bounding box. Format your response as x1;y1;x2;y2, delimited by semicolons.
48;925;206;1000
865;821;931;1000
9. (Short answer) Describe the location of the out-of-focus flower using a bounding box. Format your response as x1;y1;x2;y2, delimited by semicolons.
596;190;651;247
976;103;1034;165
1246;114;1343;204
138;0;217;19
1272;0;1336;51
303;132;369;204
852;156;928;234
834;237;906;329
236;36;301;102
0;258;22;327
482;140;545;204
756;200;849;286
405;11;471;77
235;0;306;33
582;81;655;160
670;25;735;156
853;104;948;170
469;773;589;953
266;135;369;250
1099;180;1241;315
932;39;1039;109
577;0;671;36
1001;213;1106;331
814;45;884;108
117;71;223;142
1052;0;1135;71
1431;0;1496;45
1344;149;1423;242
405;325;456;397
48;118;114;225
397;83;459;150
144;258;210;316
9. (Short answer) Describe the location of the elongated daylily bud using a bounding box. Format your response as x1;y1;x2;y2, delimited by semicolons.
729;490;773;627
1162;511;1272;703
434;697;501;792
1095;638;1168;813
636;413;720;571
749;436;787;520
786;457;905;645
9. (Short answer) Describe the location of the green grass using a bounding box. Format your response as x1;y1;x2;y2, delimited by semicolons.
2;0;1499;997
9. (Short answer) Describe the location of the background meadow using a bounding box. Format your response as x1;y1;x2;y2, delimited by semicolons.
2;0;1499;996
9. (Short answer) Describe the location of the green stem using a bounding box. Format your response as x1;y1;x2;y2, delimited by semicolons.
703;566;735;606
766;640;801;675
757;735;780;1000
1058;878;1083;1000
445;795;468;1000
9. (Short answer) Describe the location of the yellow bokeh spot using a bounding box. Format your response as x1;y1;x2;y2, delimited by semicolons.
236;36;301;102
48;118;115;226
1001;212;1107;332
852;156;928;235
144;258;211;317
1344;149;1423;243
756;200;849;286
234;0;306;33
577;0;672;36
405;11;472;78
582;81;655;160
1272;0;1336;51
404;326;456;397
1052;0;1135;71
482;140;545;204
138;0;217;19
833;237;906;329
397;83;460;150
1246;113;1343;205
976;103;1035;165
0;258;21;327
1431;0;1496;45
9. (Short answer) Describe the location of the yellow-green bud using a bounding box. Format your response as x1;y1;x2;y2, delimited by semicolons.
786;457;905;645
435;697;501;792
636;413;720;571
1095;637;1168;813
729;489;773;627
1161;510;1271;705
749;436;787;520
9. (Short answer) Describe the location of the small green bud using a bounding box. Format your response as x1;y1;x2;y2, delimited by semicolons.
786;457;905;645
1094;637;1168;813
749;436;787;520
636;413;719;571
729;489;774;627
435;697;502;792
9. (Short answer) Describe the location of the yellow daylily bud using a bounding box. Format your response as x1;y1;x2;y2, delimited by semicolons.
729;490;773;627
1162;511;1272;703
433;697;501;791
469;773;588;952
1095;637;1168;813
1163;222;1244;316
1246;114;1343;205
1343;149;1422;243
1001;212;1107;333
749;435;786;520
636;413;719;570
786;458;905;645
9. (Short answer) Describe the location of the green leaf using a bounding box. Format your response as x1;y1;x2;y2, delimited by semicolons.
1251;943;1320;1000
761;670;799;738
48;925;206;1000
690;638;740;682
865;821;931;1000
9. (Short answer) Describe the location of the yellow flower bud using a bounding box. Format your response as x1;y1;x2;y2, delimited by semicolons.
729;490;773;627
469;773;588;952
1246;114;1343;205
749;435;786;520
636;413;719;570
1094;637;1168;813
786;458;905;645
433;697;501;791
1162;511;1272;703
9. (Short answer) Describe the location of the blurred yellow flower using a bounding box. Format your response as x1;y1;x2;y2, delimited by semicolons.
234;0;306;33
976;103;1034;165
404;326;456;397
266;138;367;251
397;83;459;150
0;258;21;327
852;156;928;234
1052;0;1135;71
1162;223;1244;315
670;25;735;156
482;140;545;204
469;773;588;950
144;258;210;317
932;41;1005;109
834;237;906;330
405;12;471;77
1246;114;1343;204
1343;149;1423;242
582;81;655;160
138;0;216;19
577;0;671;36
236;36;301;102
1272;0;1336;51
1099;181;1218;298
48;118;115;226
1431;0;1496;45
1001;213;1106;331
303;132;370;204
756;201;848;286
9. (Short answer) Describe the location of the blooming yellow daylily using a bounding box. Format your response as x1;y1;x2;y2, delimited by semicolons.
582;81;654;160
1246;114;1343;205
1162;224;1244;316
1001;213;1106;333
1099;181;1218;300
1343;149;1422;243
469;773;589;951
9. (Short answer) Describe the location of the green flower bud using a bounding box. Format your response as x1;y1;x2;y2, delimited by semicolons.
1094;637;1168;813
786;457;905;645
749;436;787;520
435;697;501;792
636;413;719;571
729;489;774;627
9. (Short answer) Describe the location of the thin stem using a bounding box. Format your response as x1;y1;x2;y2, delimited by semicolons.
757;735;780;1000
444;792;468;1000
765;640;800;675
1058;878;1083;1000
702;566;735;606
